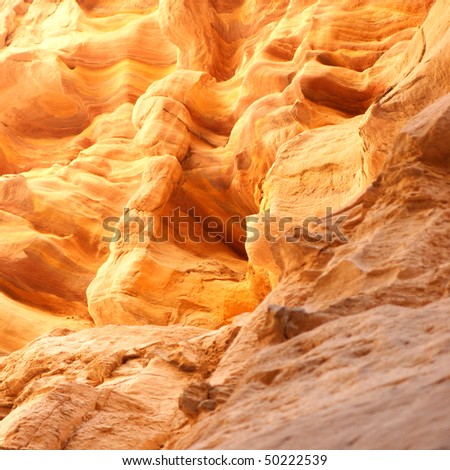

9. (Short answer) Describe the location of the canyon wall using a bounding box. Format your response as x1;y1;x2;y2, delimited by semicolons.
0;0;449;449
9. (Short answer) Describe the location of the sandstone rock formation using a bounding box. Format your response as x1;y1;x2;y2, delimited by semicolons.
0;0;449;450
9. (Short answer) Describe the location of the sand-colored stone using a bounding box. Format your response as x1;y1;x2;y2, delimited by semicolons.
0;0;449;450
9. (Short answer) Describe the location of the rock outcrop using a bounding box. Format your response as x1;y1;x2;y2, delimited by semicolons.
0;0;449;450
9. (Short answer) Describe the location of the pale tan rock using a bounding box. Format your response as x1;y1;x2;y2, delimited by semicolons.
173;299;450;450
0;0;449;451
0;324;206;449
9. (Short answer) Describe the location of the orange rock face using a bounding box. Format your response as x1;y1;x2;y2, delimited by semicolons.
0;0;450;450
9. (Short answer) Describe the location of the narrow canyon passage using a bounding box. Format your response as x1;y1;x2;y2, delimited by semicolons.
0;0;449;450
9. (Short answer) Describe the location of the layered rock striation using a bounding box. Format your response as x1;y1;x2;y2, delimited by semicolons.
0;0;449;450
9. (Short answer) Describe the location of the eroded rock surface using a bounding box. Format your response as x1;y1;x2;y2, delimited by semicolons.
0;0;449;450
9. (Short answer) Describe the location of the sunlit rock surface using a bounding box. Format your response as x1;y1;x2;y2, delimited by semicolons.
0;0;449;450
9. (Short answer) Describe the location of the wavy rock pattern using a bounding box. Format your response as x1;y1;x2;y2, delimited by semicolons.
0;0;449;450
